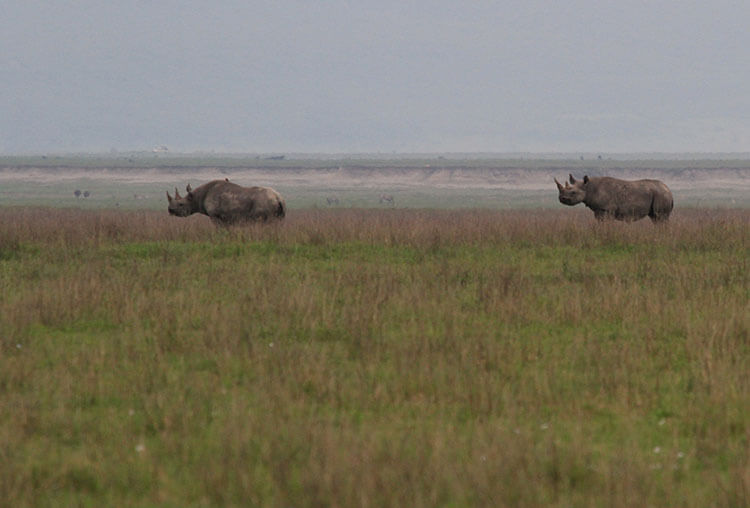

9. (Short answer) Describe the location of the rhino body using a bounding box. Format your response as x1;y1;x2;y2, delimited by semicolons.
555;174;673;222
167;180;285;224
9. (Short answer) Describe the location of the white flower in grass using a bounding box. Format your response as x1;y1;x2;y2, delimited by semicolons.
653;446;661;454
540;423;549;430
135;443;146;453
676;451;685;460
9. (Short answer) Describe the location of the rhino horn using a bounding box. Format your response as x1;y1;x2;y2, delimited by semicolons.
186;183;192;193
569;174;577;184
554;177;564;191
166;190;172;202
583;175;589;184
174;187;181;199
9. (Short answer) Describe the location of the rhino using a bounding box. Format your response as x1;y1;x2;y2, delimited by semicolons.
554;174;673;222
166;180;285;224
379;194;395;205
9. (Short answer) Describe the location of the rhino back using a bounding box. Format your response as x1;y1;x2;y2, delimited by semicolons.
585;177;661;217
203;182;283;220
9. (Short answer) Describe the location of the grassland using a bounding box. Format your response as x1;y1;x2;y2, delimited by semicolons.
0;207;748;507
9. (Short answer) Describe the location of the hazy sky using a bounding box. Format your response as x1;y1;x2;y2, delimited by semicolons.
2;1;750;154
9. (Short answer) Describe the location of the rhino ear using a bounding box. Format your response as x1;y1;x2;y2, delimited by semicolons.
583;175;589;184
166;190;172;202
569;174;577;184
554;178;563;191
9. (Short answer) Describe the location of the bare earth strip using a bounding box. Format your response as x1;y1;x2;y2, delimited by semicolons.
0;164;748;209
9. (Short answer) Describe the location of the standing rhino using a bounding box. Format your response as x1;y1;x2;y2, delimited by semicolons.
166;180;285;224
554;174;673;222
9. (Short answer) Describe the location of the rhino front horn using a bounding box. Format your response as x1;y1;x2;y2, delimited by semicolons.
554;178;563;191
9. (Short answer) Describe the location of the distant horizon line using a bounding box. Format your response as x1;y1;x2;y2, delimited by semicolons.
3;150;750;161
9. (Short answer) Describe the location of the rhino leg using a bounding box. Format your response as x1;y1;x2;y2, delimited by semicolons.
593;210;613;221
649;210;671;223
649;195;673;223
210;214;233;226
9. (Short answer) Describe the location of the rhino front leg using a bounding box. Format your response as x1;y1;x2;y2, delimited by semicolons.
593;210;611;221
210;215;231;227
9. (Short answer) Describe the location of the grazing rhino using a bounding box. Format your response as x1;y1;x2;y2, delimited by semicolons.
554;174;673;222
166;180;285;224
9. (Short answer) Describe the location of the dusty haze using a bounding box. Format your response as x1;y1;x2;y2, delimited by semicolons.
3;2;750;153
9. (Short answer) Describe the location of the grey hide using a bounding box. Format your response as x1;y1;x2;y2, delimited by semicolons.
166;180;286;224
554;174;673;222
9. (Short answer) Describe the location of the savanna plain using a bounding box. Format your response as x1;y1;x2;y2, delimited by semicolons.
0;159;749;507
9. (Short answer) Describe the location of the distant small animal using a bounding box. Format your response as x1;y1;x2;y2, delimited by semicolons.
83;191;90;198
379;194;395;205
74;189;81;198
166;180;286;224
555;174;673;222
326;197;339;206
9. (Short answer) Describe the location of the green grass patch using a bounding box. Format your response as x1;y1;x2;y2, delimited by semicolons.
0;207;747;507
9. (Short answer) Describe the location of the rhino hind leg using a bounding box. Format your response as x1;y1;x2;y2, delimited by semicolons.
649;210;671;223
649;194;674;223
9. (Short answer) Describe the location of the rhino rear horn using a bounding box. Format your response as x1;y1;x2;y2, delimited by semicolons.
174;187;181;199
186;183;192;193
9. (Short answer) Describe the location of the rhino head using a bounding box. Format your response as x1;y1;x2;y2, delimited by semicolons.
555;174;589;206
166;183;194;217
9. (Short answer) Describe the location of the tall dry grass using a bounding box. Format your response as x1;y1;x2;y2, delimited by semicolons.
0;206;748;507
1;205;747;246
